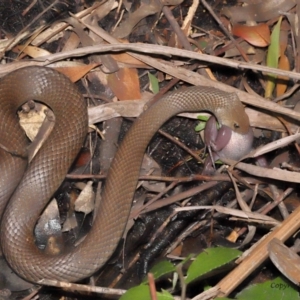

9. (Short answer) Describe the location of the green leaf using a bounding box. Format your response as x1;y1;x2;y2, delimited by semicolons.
195;115;221;132
120;285;151;300
148;72;159;94
120;285;174;300
142;260;176;284
267;17;282;69
197;115;210;121
185;247;242;284
195;121;206;132
195;115;209;132
236;276;300;300
159;289;174;299
265;16;282;98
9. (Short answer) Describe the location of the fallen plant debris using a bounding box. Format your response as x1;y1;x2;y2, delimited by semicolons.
1;1;300;300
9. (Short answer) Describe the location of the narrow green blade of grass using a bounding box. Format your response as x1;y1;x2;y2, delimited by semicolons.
265;16;282;98
148;72;159;94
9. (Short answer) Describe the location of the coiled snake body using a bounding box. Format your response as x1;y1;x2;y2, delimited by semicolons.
0;66;252;283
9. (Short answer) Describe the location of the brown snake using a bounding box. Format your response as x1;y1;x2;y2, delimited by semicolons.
0;66;252;283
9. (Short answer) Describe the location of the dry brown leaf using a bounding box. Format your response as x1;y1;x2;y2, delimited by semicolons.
18;103;47;141
61;32;81;52
14;44;51;57
55;63;99;82
268;238;300;286
232;24;270;47
276;31;290;96
169;244;183;257
276;54;290;96
107;67;141;100
74;181;95;215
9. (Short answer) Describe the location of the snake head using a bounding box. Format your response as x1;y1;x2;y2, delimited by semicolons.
217;92;251;135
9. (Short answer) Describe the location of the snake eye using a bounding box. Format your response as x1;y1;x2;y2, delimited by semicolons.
234;123;240;129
